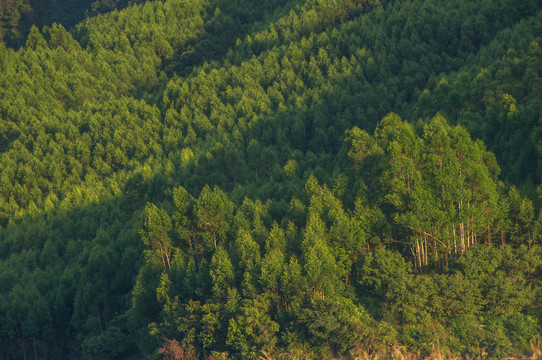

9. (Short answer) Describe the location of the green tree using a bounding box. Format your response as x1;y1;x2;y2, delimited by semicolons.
210;246;235;300
518;198;534;248
140;203;173;269
172;186;197;251
0;0;30;41
196;185;234;249
226;296;279;359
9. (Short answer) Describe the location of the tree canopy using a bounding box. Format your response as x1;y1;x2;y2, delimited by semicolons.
1;0;542;359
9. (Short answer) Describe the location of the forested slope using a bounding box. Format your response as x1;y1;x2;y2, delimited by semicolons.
0;0;542;359
1;0;151;47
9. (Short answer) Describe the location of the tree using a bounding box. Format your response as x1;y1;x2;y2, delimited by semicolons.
172;186;197;252
196;186;234;249
25;25;47;50
234;230;261;298
348;113;500;270
158;338;195;360
0;0;30;41
140;203;173;269
297;296;370;355
260;247;285;300
210;246;234;300
518;198;534;248
226;296;279;359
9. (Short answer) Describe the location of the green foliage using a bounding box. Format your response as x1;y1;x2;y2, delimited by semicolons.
141;202;173;269
297;296;371;355
1;0;542;358
210;246;235;300
0;0;30;43
226;296;279;359
197;185;234;249
358;246;412;298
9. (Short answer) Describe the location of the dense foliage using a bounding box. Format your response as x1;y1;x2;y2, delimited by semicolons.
0;0;542;359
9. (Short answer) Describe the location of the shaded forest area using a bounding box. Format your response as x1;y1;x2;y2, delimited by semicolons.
0;0;147;46
0;0;542;359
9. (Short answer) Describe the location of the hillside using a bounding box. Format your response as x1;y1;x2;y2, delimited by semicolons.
0;0;542;359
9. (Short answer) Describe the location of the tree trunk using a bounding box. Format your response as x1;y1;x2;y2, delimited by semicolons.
159;246;166;268
424;236;428;268
459;222;465;255
20;334;27;360
11;340;17;360
516;215;519;245
433;237;438;268
165;249;171;269
103;285;108;330
42;332;48;360
415;238;422;273
453;224;457;255
487;224;491;246
33;337;37;360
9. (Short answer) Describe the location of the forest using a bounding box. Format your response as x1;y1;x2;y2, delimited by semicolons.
0;0;541;359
